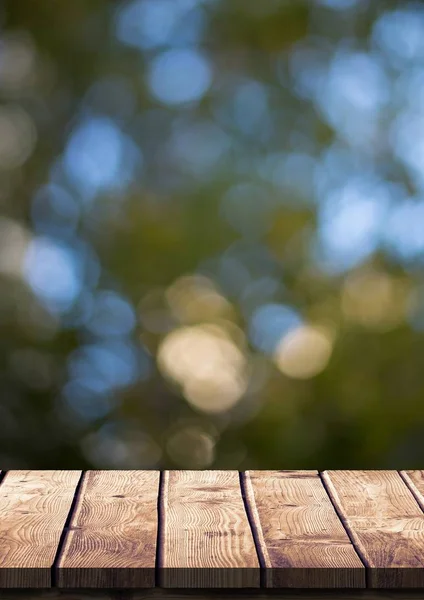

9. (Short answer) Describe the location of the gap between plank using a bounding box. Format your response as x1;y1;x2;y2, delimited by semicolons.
155;470;166;586
318;471;370;587
239;471;271;588
51;470;86;588
398;471;424;514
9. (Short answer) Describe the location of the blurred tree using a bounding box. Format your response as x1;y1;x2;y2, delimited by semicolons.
1;0;424;470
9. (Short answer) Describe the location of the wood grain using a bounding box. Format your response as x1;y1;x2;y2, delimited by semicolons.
400;471;424;512
2;591;424;600
56;471;160;588
158;471;260;588
322;471;424;588
0;471;81;588
243;471;365;588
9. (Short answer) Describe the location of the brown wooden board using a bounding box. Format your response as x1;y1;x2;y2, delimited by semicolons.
243;471;365;588
0;471;81;588
157;470;260;588
1;470;424;591
400;471;424;512
2;591;424;600
56;471;160;588
322;471;424;588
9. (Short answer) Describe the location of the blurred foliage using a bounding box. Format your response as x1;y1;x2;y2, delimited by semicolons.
1;0;424;470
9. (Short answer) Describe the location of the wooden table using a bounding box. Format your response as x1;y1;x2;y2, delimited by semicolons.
0;470;424;598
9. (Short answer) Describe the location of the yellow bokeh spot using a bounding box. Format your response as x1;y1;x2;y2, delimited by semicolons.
341;269;408;330
157;324;248;413
165;274;232;323
274;324;334;379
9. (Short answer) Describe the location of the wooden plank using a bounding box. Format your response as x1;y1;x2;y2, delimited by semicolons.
252;470;320;478
1;591;424;600
158;470;260;588
400;471;424;512
243;471;365;588
322;470;424;588
56;471;160;588
0;471;81;588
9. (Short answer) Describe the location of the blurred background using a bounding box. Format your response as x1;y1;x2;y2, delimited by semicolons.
1;0;424;470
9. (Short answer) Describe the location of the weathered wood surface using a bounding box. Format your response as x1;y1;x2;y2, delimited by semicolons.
400;471;424;512
1;470;424;590
56;471;160;588
322;471;424;588
244;471;365;588
157;471;260;588
2;590;424;600
0;471;81;587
